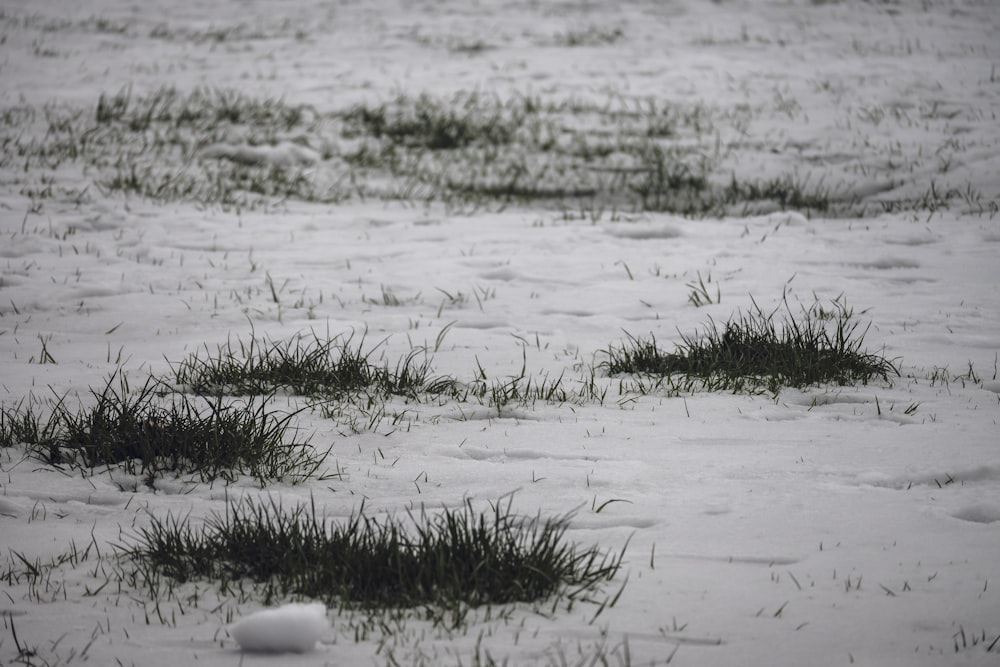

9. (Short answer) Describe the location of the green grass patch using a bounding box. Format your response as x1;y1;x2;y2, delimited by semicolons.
5;85;972;215
93;85;313;135
549;25;626;47
720;173;836;216
0;372;323;485
466;356;608;413
99;159;320;205
168;329;609;428
3;85;343;209
341;91;522;151
124;496;625;620
0;398;58;450
172;330;461;400
604;294;898;394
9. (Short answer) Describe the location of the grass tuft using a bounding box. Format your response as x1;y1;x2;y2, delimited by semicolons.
125;496;625;619
0;398;59;450
342;92;520;151
172;330;461;401
1;372;322;485
604;293;898;394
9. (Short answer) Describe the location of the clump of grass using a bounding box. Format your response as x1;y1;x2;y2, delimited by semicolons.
627;144;710;213
94;85;313;134
550;25;626;47
99;152;328;207
341;91;522;151
169;329;610;433
0;398;57;449
7;85;342;210
467;372;575;415
172;330;460;400
465;362;608;414
2;372;322;485
720;173;835;215
604;294;898;394
125;496;625;620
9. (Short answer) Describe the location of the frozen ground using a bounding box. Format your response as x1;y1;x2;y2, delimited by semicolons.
1;0;999;665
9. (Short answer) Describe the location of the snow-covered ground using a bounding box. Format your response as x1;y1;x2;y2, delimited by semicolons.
1;0;998;664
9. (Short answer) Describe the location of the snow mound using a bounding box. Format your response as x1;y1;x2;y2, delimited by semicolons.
854;256;921;270
856;464;1000;489
229;602;328;653
603;223;682;240
200;141;320;167
0;496;23;517
951;504;1000;524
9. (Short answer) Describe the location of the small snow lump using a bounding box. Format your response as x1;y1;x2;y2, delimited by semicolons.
229;602;328;653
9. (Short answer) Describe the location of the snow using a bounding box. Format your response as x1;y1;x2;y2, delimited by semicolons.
229;602;329;654
1;0;999;665
200;142;321;167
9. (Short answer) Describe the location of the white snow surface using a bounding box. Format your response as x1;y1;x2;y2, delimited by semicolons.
229;602;329;654
1;0;999;665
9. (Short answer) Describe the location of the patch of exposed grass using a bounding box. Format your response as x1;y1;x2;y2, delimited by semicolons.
99;159;321;206
341;92;522;151
2;85;344;209
124;496;625;621
5;85;975;215
333;92;853;216
466;356;608;414
625;144;710;213
604;294;898;394
0;398;58;450
548;25;626;47
1;372;323;485
172;330;461;401
338;92;715;213
720;173;836;216
94;85;313;134
168;329;611;429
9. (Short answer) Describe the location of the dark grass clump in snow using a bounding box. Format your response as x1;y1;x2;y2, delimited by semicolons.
0;372;323;485
604;295;898;394
94;85;312;132
341;91;522;151
466;358;608;412
5;85;338;209
167;329;610;432
0;399;58;451
171;330;462;400
334;92;844;216
125;496;625;619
